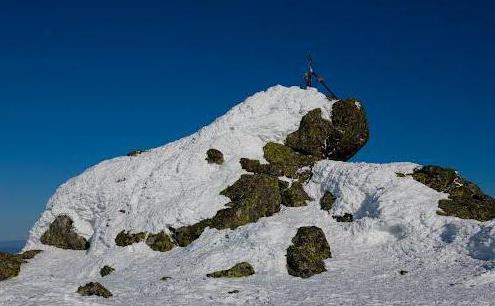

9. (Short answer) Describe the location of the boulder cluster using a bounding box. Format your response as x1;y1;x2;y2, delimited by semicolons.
0;250;42;281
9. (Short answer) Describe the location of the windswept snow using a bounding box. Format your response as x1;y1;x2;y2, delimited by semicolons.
1;86;495;305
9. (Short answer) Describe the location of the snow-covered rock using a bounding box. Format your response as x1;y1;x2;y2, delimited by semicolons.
1;85;495;305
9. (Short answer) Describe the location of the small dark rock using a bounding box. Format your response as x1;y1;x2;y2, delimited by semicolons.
118;209;126;214
333;213;353;222
281;182;313;207
206;262;255;278
40;215;90;250
206;149;224;165
396;173;406;178
77;282;113;298
100;265;115;277
160;276;172;281
286;226;331;278
228;290;240;294
20;250;42;260
320;191;336;211
127;150;144;157
399;270;408;275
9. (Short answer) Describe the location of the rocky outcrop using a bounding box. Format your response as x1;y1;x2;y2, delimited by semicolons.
40;215;90;250
333;213;353;222
286;226;331;278
206;262;255;278
285;99;368;161
77;282;112;298
115;231;146;247
145;231;175;252
100;265;115;277
412;166;495;221
127;149;144;157
0;250;42;281
206;149;224;165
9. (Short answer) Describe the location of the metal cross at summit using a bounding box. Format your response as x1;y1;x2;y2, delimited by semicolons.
303;55;338;99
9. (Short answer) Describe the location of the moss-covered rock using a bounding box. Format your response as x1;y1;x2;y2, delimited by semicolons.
100;265;115;277
146;231;175;252
286;226;331;278
40;215;90;250
77;282;113;298
333;213;353;222
326;99;369;161
239;158;283;177
172;220;211;247
412;166;495;221
210;174;282;230
115;230;146;247
281;182;313;207
20;250;42;260
0;252;24;281
206;262;255;278
285;101;368;161
320;191;335;211
206;148;224;165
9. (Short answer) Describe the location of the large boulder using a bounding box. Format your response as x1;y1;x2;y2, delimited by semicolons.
286;226;332;278
412;166;495;221
40;215;90;250
285;99;368;161
145;231;175;252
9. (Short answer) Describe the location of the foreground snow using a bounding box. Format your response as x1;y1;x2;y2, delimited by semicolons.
1;86;495;305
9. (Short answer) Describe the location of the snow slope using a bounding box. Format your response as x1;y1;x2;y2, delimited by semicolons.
2;86;495;305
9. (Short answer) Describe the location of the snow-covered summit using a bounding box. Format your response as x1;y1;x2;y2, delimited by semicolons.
2;85;495;305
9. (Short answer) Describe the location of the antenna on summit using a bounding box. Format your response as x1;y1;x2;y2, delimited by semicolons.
303;55;338;99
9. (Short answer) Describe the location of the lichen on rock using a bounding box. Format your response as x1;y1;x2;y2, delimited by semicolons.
172;219;212;247
281;181;313;207
40;215;90;250
145;231;175;252
0;252;24;281
320;191;335;211
206;148;224;165
412;166;495;221
206;262;255;278
286;226;332;278
77;282;113;298
115;230;146;247
100;265;115;277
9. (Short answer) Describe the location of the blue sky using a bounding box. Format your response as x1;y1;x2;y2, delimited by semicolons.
0;0;494;241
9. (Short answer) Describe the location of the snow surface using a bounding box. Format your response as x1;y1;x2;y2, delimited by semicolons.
2;86;495;305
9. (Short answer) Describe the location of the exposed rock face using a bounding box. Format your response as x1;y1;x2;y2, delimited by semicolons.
40;215;90;250
172;220;211;247
0;250;42;281
100;265;115;277
77;282;112;298
115;231;146;247
206;262;255;278
145;231;175;252
127;150;144;157
412;166;495;221
286;226;331;278
285;99;368;161
206;149;224;165
320;191;335;211
281;182;313;207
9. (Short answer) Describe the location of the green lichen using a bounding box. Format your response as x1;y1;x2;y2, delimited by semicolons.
206;262;255;278
281;181;313;207
412;166;495;221
286;226;331;278
100;265;115;277
40;215;90;250
172;219;211;247
146;231;175;252
77;282;113;298
20;250;42;260
320;191;335;211
206;148;224;165
115;230;146;247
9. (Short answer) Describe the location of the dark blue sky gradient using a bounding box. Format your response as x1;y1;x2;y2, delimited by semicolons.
1;1;494;240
